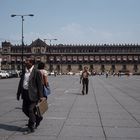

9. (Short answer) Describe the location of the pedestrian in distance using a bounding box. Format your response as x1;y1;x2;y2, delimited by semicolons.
17;57;45;134
106;71;109;78
80;66;90;95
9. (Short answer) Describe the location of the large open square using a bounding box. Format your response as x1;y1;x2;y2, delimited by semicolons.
0;75;140;140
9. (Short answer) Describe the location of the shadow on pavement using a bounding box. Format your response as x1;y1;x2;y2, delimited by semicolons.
15;107;22;110
65;92;83;95
0;123;26;132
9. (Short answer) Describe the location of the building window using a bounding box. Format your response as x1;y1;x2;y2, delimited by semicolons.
56;65;60;72
78;65;82;71
37;48;40;53
101;65;105;72
3;49;8;53
50;64;53;72
111;65;115;72
122;65;126;71
90;65;93;71
133;64;138;72
67;65;72;72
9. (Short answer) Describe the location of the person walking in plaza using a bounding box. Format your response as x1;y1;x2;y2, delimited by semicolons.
17;57;44;134
38;62;49;98
80;66;90;95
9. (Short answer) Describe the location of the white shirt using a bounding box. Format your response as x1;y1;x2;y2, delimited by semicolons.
23;66;34;90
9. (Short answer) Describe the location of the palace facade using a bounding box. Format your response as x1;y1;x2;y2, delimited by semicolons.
1;38;140;74
0;48;2;70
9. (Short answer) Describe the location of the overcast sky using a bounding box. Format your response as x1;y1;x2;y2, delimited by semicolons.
0;0;140;45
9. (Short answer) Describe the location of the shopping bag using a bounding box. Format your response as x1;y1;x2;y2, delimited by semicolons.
36;99;48;117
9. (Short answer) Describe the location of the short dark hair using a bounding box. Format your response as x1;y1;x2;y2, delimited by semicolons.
26;57;35;65
38;62;45;69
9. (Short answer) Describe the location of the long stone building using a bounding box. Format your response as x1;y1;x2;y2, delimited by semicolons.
1;38;140;74
0;47;2;70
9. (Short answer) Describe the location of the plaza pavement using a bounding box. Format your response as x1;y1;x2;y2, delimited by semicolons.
0;75;140;140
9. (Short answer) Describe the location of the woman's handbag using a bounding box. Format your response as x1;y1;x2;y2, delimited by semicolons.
43;85;51;97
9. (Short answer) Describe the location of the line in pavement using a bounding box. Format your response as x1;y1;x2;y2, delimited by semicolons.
90;77;107;140
56;79;79;138
97;77;140;127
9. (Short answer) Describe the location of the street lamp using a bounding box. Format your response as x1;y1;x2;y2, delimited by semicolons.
44;38;57;45
11;14;34;74
61;54;63;74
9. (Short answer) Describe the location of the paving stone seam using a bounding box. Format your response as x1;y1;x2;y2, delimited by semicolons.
56;78;79;138
97;78;140;127
0;108;16;118
91;78;107;140
103;78;140;103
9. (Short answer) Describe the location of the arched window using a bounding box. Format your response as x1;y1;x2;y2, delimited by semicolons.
67;65;72;72
133;65;138;72
78;64;82;71
101;65;105;72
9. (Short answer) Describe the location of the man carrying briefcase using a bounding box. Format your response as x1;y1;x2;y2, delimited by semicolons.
17;57;45;134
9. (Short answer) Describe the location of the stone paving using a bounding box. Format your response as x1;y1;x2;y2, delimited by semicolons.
0;75;140;140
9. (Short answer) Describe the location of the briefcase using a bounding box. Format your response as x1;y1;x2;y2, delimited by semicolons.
36;99;48;117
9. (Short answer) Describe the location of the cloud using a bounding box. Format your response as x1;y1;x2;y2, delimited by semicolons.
53;23;115;44
8;22;140;45
55;23;85;44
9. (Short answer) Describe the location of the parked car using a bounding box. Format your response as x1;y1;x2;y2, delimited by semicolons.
50;72;55;75
75;72;80;76
48;71;55;76
0;70;9;79
67;72;74;75
6;70;19;78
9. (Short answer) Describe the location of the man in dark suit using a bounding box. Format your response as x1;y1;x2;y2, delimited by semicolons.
17;57;44;134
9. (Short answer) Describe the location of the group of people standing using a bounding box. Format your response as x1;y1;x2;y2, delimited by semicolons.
16;57;90;134
17;57;48;134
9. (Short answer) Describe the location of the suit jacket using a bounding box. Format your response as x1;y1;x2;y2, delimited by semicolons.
17;67;43;102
